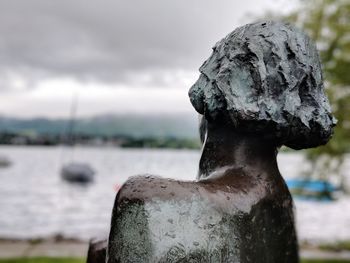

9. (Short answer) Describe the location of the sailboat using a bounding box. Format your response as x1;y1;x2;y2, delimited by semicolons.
61;162;95;183
60;92;95;184
0;155;11;168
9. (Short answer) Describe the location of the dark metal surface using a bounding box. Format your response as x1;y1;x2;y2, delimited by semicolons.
86;237;107;263
107;124;299;262
189;21;336;150
106;21;336;262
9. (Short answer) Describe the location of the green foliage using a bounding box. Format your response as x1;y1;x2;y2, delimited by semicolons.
319;240;350;252
120;137;201;149
281;0;350;181
0;114;198;140
302;260;350;263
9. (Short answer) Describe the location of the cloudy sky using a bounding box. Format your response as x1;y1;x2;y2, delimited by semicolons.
0;0;296;118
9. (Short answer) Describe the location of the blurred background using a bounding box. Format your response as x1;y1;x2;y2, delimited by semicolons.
0;0;349;262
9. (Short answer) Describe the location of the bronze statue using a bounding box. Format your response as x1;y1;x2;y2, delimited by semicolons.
106;21;335;263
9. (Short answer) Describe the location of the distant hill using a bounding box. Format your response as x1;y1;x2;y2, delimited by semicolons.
0;113;200;139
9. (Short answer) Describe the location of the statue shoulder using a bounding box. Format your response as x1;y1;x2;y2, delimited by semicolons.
108;175;194;263
115;175;195;207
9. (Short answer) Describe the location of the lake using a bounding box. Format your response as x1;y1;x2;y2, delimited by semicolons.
0;146;349;244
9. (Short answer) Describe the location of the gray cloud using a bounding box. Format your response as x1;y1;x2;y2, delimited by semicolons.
0;0;295;89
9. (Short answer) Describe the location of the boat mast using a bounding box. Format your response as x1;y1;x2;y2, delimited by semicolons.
66;92;79;146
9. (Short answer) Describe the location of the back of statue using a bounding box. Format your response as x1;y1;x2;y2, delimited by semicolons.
106;21;335;263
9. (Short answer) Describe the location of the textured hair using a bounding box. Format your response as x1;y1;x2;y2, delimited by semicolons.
189;21;336;150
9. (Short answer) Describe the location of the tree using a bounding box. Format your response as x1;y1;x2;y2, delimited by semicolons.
278;0;350;187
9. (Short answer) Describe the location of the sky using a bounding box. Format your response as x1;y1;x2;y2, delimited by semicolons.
0;0;296;118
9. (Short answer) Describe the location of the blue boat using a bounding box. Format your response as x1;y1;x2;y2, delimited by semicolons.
286;179;339;201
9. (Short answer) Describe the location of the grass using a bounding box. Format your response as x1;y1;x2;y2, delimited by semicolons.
319;241;350;252
302;261;350;263
0;258;350;263
0;258;85;263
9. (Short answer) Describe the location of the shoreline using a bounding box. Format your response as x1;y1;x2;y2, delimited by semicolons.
0;239;88;258
1;238;350;260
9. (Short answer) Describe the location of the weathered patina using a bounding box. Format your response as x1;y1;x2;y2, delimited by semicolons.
106;21;335;263
189;21;336;150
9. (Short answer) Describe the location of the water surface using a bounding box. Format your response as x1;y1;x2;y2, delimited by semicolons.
0;146;349;243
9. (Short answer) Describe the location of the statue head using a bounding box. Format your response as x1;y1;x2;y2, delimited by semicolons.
189;21;336;150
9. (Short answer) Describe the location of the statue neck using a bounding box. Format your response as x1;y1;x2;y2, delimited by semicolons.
198;122;279;180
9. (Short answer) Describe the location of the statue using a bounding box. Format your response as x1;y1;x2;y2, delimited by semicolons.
106;21;336;263
87;237;107;263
